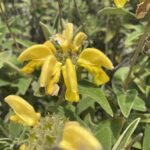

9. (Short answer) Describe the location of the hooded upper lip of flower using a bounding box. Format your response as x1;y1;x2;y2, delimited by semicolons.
18;23;114;102
59;121;103;150
4;95;40;126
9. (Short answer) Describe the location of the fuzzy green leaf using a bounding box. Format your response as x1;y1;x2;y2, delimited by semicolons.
40;22;51;40
113;67;129;83
117;90;137;117
77;96;95;115
96;127;112;150
132;96;147;112
143;124;150;150
98;7;135;17
0;51;12;69
112;118;140;150
0;79;10;87
12;78;32;95
79;81;113;117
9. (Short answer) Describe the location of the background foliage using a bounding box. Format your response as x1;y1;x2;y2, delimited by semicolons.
0;0;150;150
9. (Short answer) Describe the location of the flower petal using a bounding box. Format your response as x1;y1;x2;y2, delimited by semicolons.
62;58;79;102
72;32;87;52
46;83;60;96
114;0;127;8
80;63;110;85
18;45;52;62
43;40;56;54
78;48;114;70
40;55;62;88
46;64;61;95
63;23;73;44
59;141;75;150
5;95;40;126
21;60;44;74
59;121;102;150
10;115;28;125
62;23;74;52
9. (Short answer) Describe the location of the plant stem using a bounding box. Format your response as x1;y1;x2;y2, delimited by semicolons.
0;1;19;50
132;56;150;81
73;0;86;32
123;20;150;90
57;0;63;32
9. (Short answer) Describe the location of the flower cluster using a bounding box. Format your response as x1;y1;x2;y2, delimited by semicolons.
18;23;113;102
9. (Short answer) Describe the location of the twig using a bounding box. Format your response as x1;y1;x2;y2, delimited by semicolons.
132;57;150;81
67;0;71;21
73;0;86;32
123;20;150;90
0;1;19;50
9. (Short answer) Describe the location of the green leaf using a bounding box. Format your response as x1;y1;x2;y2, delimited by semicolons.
0;51;12;69
32;81;43;97
105;29;116;42
117;90;137;117
95;120;112;150
79;81;113;117
112;118;140;150
133;142;142;149
132;96;147;112
113;67;129;83
12;78;32;95
40;22;51;40
0;79;10;87
9;122;24;138
134;78;147;94
111;118;125;143
96;127;112;150
84;113;96;127
124;24;144;48
125;31;143;48
77;96;95;115
95;118;125;148
16;39;36;47
98;7;135;17
146;86;150;99
143;124;150;150
0;25;7;39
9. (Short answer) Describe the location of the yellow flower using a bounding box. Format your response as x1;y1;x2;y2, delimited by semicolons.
77;48;113;85
52;23;87;53
59;121;103;150
114;0;127;8
5;95;40;126
18;23;113;102
62;58;79;101
18;44;54;74
40;55;62;96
